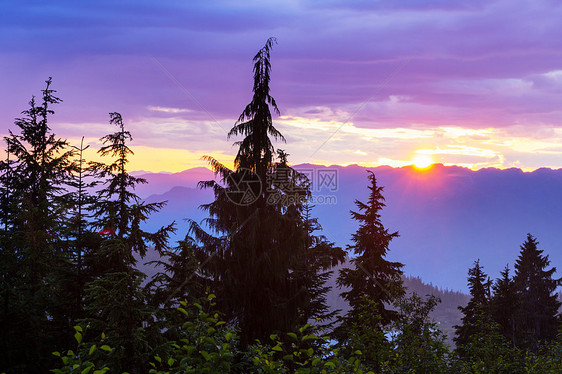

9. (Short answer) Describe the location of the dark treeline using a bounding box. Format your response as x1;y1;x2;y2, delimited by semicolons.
1;40;561;373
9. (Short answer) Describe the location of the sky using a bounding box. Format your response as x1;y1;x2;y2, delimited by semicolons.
2;0;562;172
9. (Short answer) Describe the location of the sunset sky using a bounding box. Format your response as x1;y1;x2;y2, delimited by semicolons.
2;0;562;172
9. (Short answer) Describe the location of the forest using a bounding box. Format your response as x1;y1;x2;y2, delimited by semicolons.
1;38;561;374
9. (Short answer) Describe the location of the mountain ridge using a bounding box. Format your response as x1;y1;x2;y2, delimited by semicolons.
138;163;562;292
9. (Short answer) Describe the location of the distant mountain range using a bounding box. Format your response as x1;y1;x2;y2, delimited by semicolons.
137;163;562;293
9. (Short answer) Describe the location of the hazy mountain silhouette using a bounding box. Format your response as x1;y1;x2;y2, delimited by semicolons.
135;167;215;199
138;164;562;292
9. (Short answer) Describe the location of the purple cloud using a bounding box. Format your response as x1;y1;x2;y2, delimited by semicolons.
1;0;562;170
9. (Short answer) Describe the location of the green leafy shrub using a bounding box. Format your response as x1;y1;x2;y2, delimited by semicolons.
51;326;112;374
148;294;237;374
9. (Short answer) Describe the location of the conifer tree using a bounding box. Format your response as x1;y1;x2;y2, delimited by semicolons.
82;112;174;373
147;234;207;308
47;136;105;347
513;234;561;351
454;259;492;352
190;38;343;347
490;265;517;346
0;77;76;371
336;171;404;340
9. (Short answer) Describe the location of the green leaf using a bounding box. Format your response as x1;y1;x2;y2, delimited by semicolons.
354;350;362;356
154;356;162;363
302;334;319;341
180;300;187;307
225;332;233;342
283;355;294;361
101;332;106;340
306;348;314;356
299;323;311;333
287;332;298;340
272;344;283;352
74;325;83;332
100;345;111;352
177;307;188;316
200;350;211;361
81;366;93;374
89;345;97;355
325;362;335;369
167;358;175;366
52;351;61;357
208;293;216;300
74;332;83;344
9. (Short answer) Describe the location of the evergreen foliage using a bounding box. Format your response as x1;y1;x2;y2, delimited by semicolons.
336;171;404;341
490;264;518;346
513;234;561;351
189;38;344;347
80;112;174;373
454;259;492;352
0;78;76;371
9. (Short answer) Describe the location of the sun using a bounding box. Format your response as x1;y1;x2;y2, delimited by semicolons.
411;153;435;169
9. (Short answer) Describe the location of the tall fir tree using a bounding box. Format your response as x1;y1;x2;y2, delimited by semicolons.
513;234;561;352
454;259;492;352
336;170;404;341
0;78;78;372
81;112;174;373
190;38;343;347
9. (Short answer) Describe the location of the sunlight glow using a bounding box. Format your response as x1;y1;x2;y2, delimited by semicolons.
411;153;435;169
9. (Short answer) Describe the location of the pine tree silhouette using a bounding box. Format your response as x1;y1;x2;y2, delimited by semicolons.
513;234;561;352
454;259;492;352
336;170;404;341
82;112;174;373
0;78;77;371
190;38;344;347
490;265;517;346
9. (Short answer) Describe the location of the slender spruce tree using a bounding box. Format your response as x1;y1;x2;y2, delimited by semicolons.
513;234;561;351
81;112;174;373
454;259;492;352
336;170;404;341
